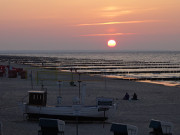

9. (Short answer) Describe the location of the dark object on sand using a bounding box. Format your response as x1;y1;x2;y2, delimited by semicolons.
8;70;17;78
149;119;173;135
20;70;27;79
110;123;138;135
0;71;3;77
131;93;138;100
123;93;130;100
15;68;23;75
70;81;76;86
0;65;6;77
0;122;2;135
38;118;65;135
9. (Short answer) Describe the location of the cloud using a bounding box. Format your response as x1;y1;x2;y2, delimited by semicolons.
77;20;159;26
80;33;135;37
102;6;119;11
98;6;158;18
101;10;133;18
100;6;133;17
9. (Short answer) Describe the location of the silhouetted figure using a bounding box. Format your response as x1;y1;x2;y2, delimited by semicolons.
123;92;130;100
132;93;138;100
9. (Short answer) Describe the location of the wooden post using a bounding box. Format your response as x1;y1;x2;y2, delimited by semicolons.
30;70;33;89
78;73;81;101
36;71;39;85
76;116;79;135
0;122;3;135
59;81;62;97
78;81;81;101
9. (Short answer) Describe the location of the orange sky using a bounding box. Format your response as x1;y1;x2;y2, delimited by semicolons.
0;0;180;51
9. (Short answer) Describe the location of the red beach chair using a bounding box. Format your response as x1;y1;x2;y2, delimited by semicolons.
8;70;17;78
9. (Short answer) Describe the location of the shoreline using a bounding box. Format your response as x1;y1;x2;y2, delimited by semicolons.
105;75;180;87
1;54;180;88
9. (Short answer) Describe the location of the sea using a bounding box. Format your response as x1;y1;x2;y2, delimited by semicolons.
1;51;180;87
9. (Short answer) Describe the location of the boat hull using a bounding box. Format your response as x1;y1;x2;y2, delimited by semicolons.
26;113;107;121
22;104;109;121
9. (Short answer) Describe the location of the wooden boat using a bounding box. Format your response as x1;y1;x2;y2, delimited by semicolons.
22;90;114;121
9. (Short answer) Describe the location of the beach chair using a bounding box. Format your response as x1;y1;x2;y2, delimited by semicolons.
8;70;17;78
110;123;138;135
38;118;65;135
149;119;173;135
0;71;3;77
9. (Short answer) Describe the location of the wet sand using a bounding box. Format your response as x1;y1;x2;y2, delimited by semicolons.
0;62;180;135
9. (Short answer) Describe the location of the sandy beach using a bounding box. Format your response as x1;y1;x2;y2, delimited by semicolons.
0;62;180;135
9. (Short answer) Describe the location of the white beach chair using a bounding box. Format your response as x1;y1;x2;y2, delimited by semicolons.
110;123;138;135
38;118;65;135
149;119;173;135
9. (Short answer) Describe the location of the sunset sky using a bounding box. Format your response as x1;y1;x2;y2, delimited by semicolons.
0;0;180;51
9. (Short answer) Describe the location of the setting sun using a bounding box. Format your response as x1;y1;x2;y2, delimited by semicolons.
108;40;116;47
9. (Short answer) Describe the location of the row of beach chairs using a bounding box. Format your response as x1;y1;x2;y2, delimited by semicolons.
110;119;173;135
0;119;173;135
0;65;27;79
37;118;173;135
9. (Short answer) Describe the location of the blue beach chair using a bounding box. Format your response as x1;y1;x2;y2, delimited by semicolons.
110;123;138;135
38;118;65;135
149;119;173;135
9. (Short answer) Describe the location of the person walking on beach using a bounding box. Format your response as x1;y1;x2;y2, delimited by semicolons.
132;93;138;100
123;92;130;100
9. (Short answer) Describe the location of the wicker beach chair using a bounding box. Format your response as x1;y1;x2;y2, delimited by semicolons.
110;123;138;135
38;118;65;135
149;119;173;135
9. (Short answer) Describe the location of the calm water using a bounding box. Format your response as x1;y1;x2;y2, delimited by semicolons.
8;51;180;62
1;51;180;86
